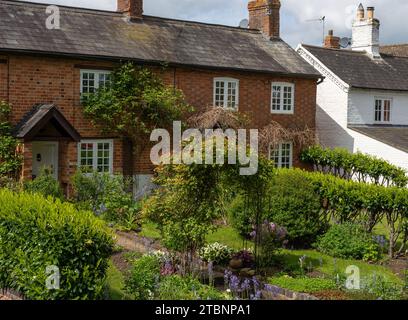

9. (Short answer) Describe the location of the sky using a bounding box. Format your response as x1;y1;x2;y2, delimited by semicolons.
19;0;408;47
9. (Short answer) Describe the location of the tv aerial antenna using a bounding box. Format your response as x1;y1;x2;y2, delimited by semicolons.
306;16;326;45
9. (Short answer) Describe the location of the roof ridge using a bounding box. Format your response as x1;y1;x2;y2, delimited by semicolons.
2;0;120;15
2;0;260;33
301;44;366;54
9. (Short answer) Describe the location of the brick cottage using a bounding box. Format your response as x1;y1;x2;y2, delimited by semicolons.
0;0;320;195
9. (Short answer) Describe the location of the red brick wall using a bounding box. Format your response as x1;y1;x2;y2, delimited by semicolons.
1;54;317;180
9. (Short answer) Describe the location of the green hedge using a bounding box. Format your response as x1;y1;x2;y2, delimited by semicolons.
301;146;408;187
281;169;408;257
266;169;328;247
0;189;114;300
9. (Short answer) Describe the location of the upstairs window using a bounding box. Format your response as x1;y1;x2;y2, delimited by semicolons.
271;82;295;114
269;142;293;168
80;70;112;97
78;140;113;174
214;78;239;110
374;98;391;123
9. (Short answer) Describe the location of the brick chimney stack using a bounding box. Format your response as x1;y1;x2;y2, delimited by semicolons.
324;30;340;49
117;0;143;19
248;0;281;38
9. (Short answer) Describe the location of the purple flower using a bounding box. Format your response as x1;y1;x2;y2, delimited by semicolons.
229;275;241;292
241;278;251;291
252;277;260;290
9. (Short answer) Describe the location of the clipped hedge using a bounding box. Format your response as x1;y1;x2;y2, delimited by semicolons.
0;189;114;300
266;169;328;248
276;169;408;258
301;145;408;187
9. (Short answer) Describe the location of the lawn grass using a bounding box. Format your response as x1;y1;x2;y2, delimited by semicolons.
106;260;127;300
207;225;253;251
208;226;403;286
277;249;403;285
138;222;403;286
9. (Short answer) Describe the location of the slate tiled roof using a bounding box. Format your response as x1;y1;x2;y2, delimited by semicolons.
14;104;81;141
0;0;320;78
349;125;408;153
302;44;408;91
380;44;408;58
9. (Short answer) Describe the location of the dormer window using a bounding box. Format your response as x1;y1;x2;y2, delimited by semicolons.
374;98;391;123
214;78;239;110
271;82;295;114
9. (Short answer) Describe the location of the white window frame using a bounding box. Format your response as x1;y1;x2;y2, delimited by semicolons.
269;142;293;168
271;82;295;114
213;77;239;110
80;69;112;95
374;97;392;123
77;139;114;174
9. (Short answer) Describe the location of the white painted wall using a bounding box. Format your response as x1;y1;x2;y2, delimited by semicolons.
350;129;408;171
348;89;408;125
316;74;352;150
298;45;408;172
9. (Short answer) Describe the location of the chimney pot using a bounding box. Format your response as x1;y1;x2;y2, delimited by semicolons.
248;0;281;38
367;7;375;19
357;3;365;20
117;0;143;19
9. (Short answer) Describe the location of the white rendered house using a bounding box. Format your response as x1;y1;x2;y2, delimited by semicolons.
297;5;408;171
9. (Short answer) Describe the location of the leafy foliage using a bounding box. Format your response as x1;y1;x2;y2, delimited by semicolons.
361;274;407;300
125;254;162;300
0;101;22;178
251;221;287;267
72;170;141;231
301;145;408;187
198;242;235;265
316;223;381;261
24;169;64;200
266;169;329;247
82;63;192;146
0;189;113;300
268;276;337;293
155;275;226;300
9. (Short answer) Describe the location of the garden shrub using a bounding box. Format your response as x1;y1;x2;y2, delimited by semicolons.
228;194;252;237
0;101;22;179
0;189;113;300
199;242;235;265
266;169;329;247
72;171;141;231
268;276;337;293
125;254;162;300
316;223;381;261
156;275;226;300
24;169;64;200
361;275;406;300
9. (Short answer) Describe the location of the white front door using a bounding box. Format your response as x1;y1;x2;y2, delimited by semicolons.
32;142;59;180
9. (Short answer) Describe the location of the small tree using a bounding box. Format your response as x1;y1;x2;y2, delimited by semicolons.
82;63;193;151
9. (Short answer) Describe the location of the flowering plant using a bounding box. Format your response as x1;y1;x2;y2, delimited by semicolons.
199;242;235;265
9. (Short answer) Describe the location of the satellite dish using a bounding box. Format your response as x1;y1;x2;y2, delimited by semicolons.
239;19;249;29
340;37;352;48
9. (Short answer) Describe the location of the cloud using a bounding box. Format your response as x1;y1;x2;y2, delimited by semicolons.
18;0;408;47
